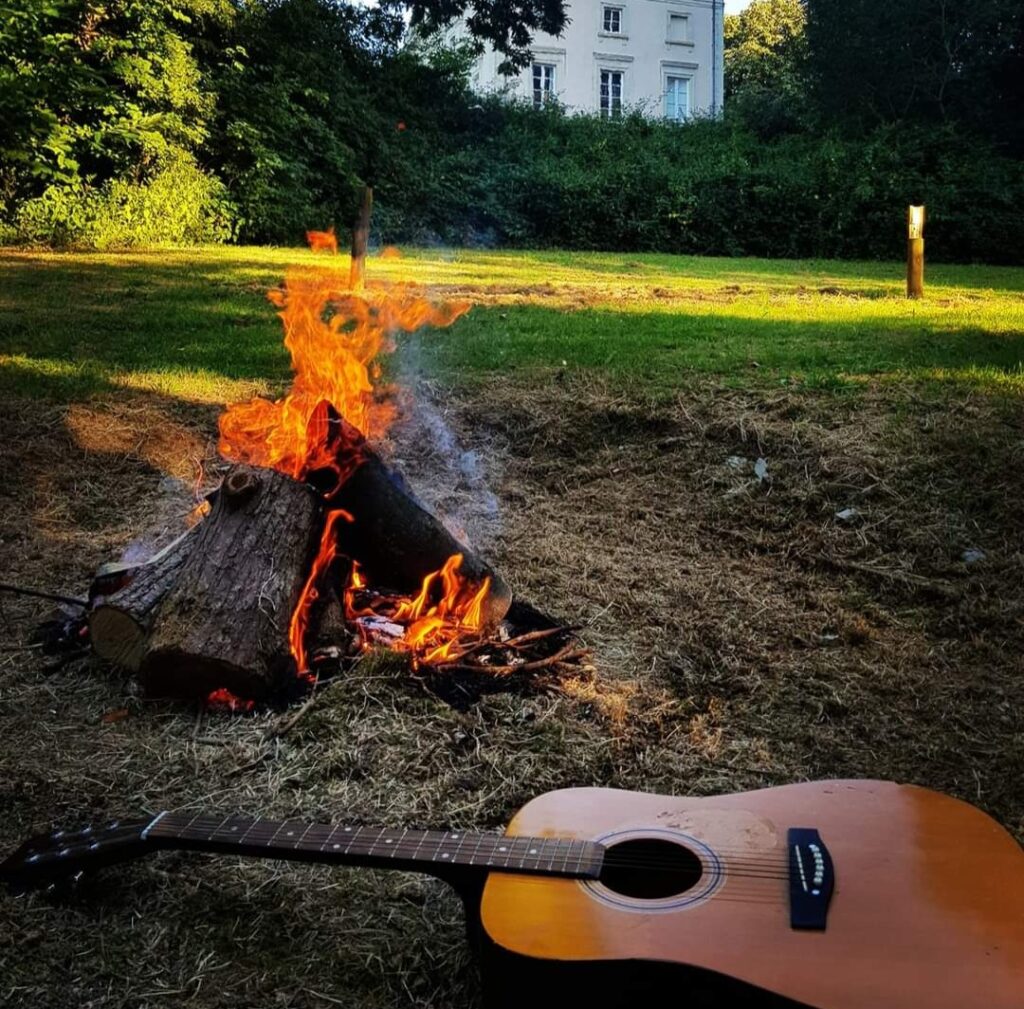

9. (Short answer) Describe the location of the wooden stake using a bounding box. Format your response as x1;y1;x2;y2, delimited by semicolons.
907;205;925;299
349;185;373;291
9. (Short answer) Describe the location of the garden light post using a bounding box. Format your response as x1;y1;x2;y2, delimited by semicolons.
907;205;925;299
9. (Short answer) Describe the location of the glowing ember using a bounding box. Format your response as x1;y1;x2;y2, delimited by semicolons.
345;554;492;667
206;688;255;713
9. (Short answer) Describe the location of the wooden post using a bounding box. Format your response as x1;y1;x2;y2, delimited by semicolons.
349;185;373;291
907;205;925;299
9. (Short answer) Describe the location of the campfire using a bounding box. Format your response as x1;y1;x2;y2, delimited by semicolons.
83;245;590;707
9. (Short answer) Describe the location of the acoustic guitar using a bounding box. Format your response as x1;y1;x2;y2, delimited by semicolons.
4;779;1023;1008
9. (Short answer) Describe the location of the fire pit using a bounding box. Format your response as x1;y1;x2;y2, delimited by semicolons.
82;250;591;708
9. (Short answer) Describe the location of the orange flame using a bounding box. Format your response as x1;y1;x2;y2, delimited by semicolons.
345;553;491;666
212;239;474;701
290;509;353;677
218;269;469;485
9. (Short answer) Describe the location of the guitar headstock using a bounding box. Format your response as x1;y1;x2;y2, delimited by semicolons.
1;817;155;895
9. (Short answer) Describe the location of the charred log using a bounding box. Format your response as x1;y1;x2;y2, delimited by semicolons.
309;405;512;629
138;465;324;700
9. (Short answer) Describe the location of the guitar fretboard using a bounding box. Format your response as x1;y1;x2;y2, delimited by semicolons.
147;812;604;879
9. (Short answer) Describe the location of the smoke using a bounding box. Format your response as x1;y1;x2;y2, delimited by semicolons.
385;336;500;552
118;475;198;564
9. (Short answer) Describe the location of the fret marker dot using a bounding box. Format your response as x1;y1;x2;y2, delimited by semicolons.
529;848;538;854
385;839;392;844
333;844;340;849
441;853;450;859
451;833;458;839
287;831;294;836
345;826;352;832
231;826;238;831
499;846;507;852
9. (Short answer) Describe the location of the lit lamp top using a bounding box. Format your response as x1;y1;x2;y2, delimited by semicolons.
908;205;925;239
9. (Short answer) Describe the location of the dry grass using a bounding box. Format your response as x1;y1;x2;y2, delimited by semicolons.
1;373;1022;1007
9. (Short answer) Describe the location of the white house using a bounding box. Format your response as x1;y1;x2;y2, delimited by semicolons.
465;0;725;119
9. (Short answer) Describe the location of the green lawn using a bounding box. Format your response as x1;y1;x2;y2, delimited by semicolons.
2;246;1022;403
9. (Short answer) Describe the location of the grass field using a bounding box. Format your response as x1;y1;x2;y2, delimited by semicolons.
1;246;1022;1008
2;246;1023;403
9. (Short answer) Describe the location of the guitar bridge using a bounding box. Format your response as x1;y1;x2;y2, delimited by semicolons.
787;828;834;930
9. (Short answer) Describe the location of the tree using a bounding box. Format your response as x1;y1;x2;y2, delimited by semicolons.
203;0;475;243
0;0;231;201
385;0;568;71
724;0;807;134
805;0;1024;151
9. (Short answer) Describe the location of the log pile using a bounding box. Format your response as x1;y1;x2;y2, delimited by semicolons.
87;441;518;702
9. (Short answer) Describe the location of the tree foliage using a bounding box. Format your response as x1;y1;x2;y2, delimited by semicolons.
724;0;808;136
389;0;568;71
805;0;1024;152
725;0;806;98
1;0;1022;259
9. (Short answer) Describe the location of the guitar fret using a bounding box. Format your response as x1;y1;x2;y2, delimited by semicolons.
236;817;259;846
342;823;358;856
390;827;408;859
264;819;287;849
365;826;387;858
559;839;575;875
466;829;485;867
292;821;314;850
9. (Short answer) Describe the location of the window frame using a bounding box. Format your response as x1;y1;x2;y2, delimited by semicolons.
664;73;691;122
599;68;624;119
666;12;691;45
531;62;556;109
601;5;624;35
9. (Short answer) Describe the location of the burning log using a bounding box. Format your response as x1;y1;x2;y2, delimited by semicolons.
308;404;512;630
137;466;324;700
330;450;512;630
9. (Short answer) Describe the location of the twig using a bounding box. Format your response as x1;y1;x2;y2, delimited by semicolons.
434;644;592;678
502;625;577;649
262;672;323;741
0;582;88;608
517;645;591;672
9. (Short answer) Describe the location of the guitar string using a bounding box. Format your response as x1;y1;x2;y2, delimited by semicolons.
154;818;798;868
56;817;797;877
159;822;796;872
152;818;797;867
150;823;795;881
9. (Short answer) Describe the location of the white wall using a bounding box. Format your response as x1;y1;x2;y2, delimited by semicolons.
468;0;724;118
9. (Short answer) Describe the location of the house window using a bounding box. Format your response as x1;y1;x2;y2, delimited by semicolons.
665;76;690;121
602;6;622;34
667;13;689;43
600;70;623;118
532;63;555;108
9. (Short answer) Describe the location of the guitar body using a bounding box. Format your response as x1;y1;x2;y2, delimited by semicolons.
479;780;1024;1009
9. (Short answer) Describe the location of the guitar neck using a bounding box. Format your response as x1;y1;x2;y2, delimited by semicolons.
145;812;604;880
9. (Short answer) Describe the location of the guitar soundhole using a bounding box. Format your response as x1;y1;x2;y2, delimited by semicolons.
599;838;703;900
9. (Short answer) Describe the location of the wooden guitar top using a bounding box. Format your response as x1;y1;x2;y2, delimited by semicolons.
481;779;1024;1009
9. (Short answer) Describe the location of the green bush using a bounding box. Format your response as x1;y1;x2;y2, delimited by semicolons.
8;155;235;249
370;104;1024;265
